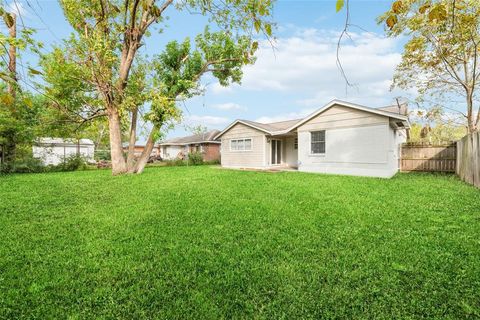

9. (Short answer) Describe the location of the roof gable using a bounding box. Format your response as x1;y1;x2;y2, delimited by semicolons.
285;100;409;132
215;99;409;139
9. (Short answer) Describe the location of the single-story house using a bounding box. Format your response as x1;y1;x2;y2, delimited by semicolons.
122;144;161;158
159;130;221;161
215;100;410;178
33;138;95;165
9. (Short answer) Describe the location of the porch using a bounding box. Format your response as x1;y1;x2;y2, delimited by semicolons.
265;132;298;168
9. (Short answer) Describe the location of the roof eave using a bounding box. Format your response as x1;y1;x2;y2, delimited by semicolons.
159;141;221;146
214;120;273;140
284;99;409;132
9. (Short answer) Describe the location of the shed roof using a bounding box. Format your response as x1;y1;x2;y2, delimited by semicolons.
36;138;95;146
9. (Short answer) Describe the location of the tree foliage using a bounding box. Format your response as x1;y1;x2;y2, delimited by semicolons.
42;0;273;175
409;107;466;143
379;0;480;134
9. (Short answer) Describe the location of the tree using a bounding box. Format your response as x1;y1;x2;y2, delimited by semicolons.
0;4;44;170
43;0;273;175
379;0;480;134
409;107;466;143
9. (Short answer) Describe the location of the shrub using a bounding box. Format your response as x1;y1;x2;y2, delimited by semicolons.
59;154;88;171
205;159;220;165
1;154;90;174
165;159;186;167
187;152;204;165
95;150;111;161
0;157;45;174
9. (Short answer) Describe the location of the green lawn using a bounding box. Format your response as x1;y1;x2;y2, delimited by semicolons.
1;167;479;319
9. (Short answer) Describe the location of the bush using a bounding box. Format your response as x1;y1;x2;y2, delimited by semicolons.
187;152;204;166
205;158;220;165
1;154;89;174
0;157;45;174
59;155;88;171
95;150;111;161
165;159;186;167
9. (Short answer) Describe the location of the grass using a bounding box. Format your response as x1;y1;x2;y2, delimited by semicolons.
0;166;479;319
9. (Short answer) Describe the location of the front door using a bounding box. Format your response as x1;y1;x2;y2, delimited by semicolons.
271;139;282;165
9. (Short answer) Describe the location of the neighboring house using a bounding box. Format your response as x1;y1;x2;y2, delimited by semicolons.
159;130;221;161
122;144;161;158
33;138;95;165
215;100;410;178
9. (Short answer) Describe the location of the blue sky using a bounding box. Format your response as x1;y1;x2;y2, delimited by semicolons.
9;0;411;141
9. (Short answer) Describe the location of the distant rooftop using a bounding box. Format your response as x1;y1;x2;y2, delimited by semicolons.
159;130;221;145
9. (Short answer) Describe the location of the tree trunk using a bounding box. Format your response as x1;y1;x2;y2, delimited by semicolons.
126;108;138;170
466;88;475;133
107;109;127;175
3;13;17;170
132;125;158;174
7;13;16;100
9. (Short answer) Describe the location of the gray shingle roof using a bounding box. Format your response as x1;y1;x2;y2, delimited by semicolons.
377;104;408;116
239;119;302;132
159;130;221;145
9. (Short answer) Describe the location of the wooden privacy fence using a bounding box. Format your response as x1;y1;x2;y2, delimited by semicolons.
456;132;480;188
400;142;457;172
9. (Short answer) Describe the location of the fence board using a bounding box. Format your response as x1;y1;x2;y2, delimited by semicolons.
401;143;457;172
457;132;480;188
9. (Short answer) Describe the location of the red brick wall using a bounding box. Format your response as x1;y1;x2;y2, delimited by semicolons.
202;143;220;162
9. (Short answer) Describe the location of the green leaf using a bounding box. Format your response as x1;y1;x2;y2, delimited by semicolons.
1;93;14;106
265;24;272;37
23;97;33;108
254;20;261;33
336;0;344;12
28;67;43;75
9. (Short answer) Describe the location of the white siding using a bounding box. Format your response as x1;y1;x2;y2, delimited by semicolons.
297;105;401;178
284;137;298;167
161;145;185;160
33;139;95;165
220;123;267;168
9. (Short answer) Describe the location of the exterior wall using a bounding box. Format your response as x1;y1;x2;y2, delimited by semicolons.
284;136;298;167
160;143;220;161
220;123;267;168
123;146;160;157
161;145;185;160
297;105;400;178
33;142;95;165
201;143;220;162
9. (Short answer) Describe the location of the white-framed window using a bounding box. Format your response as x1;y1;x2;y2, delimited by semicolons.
230;138;252;151
311;130;325;154
294;138;298;150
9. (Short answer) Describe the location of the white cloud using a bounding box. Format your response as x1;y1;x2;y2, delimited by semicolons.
183;115;230;126
7;2;28;17
255;108;315;123
210;82;235;94
234;28;405;107
211;102;246;111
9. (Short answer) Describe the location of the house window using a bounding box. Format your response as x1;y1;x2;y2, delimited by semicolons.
294;138;298;150
230;138;252;151
310;130;325;154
